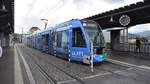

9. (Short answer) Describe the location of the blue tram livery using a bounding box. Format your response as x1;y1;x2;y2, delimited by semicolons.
24;19;108;64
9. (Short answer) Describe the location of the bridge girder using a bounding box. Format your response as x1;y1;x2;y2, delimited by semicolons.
84;1;150;29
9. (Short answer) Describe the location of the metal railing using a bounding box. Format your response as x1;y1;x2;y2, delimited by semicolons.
114;43;150;53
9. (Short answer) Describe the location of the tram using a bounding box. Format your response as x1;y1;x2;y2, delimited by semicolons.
24;19;108;64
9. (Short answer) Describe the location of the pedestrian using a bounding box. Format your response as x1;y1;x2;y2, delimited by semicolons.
11;37;16;46
0;45;2;58
136;37;141;52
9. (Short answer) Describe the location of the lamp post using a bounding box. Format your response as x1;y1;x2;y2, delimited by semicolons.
40;19;48;30
2;0;6;11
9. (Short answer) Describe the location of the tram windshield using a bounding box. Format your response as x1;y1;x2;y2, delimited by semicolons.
82;21;105;47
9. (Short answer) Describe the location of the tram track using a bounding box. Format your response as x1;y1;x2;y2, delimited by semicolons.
20;45;129;81
21;44;131;82
17;46;148;84
16;45;57;84
18;45;86;84
24;50;58;84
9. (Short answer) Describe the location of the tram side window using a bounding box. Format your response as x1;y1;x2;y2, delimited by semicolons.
56;32;62;47
37;37;40;44
43;34;49;46
72;28;86;47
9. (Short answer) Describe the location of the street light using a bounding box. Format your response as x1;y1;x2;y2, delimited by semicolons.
2;0;6;11
40;19;48;30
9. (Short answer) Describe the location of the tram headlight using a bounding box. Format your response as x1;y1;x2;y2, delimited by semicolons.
83;55;91;64
85;55;91;60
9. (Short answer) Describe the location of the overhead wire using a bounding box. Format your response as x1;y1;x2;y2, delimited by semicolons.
41;0;66;18
25;0;38;17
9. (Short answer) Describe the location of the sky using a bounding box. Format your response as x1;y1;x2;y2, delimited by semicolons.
15;0;148;34
128;23;150;33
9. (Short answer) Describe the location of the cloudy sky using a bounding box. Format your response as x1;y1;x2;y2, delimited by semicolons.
15;0;148;34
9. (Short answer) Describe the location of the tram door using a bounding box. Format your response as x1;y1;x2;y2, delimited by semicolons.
51;31;56;55
42;34;49;52
61;30;69;58
70;28;88;61
54;30;70;58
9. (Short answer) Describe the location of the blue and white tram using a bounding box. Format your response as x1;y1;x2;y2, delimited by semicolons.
24;19;108;64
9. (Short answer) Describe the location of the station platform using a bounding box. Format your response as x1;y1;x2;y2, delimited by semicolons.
108;50;150;67
0;46;29;84
0;47;14;84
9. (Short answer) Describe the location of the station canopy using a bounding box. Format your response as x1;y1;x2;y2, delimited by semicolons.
0;0;14;34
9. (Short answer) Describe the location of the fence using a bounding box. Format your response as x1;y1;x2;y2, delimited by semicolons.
114;43;150;53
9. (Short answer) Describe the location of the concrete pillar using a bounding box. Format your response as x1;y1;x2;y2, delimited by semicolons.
123;29;125;43
4;34;10;47
125;28;128;43
122;28;128;43
0;33;5;47
111;30;120;50
0;33;2;46
0;33;10;47
125;28;128;51
120;28;128;51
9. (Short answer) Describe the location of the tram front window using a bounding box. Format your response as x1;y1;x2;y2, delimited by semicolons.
83;21;105;47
